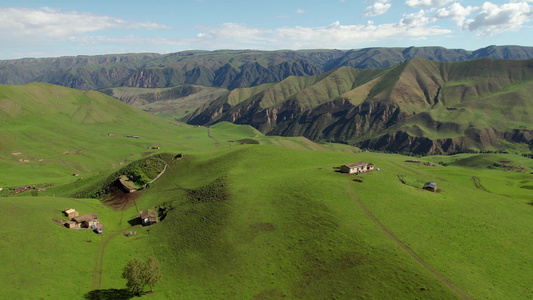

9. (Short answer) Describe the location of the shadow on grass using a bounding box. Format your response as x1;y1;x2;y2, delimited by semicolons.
84;288;134;300
128;217;142;227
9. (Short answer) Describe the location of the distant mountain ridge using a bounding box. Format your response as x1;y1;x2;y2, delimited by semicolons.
2;45;533;91
186;57;533;155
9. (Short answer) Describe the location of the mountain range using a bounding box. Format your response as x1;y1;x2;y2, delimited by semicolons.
2;45;533;91
2;45;533;155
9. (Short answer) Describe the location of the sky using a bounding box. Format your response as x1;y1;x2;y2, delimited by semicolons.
1;0;533;60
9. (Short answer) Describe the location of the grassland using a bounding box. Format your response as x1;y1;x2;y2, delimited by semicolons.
2;83;533;299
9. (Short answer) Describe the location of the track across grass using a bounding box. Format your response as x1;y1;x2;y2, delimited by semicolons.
345;183;472;300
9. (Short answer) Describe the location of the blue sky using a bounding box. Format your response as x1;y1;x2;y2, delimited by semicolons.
1;0;532;59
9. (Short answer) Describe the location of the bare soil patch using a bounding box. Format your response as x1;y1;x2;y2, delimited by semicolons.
102;188;140;211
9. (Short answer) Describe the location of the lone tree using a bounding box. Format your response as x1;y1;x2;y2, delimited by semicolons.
122;257;162;295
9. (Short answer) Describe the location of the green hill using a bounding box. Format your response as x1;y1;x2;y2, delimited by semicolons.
187;58;533;155
2;83;533;299
0;82;213;187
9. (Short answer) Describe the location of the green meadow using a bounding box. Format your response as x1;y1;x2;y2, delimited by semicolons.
1;83;533;299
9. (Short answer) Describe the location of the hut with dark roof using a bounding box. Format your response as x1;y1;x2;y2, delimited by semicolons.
423;182;437;192
140;209;158;226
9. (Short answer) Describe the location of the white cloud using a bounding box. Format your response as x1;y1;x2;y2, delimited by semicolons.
434;3;475;26
362;2;392;17
296;8;305;14
463;2;533;36
194;20;451;50
399;9;437;27
0;7;169;40
405;0;453;8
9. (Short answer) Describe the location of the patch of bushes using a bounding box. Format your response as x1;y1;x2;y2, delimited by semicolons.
70;153;176;199
237;138;260;145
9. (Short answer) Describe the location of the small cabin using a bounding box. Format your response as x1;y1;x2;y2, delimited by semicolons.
340;161;375;174
73;213;99;228
64;208;79;219
423;182;437;192
65;221;79;229
118;175;137;193
140;209;158;226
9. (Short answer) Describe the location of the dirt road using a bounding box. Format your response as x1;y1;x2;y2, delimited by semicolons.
207;127;219;148
345;184;472;300
90;225;141;292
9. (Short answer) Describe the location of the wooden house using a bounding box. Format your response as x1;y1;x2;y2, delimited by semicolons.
65;221;79;229
73;213;99;228
340;161;375;174
140;209;158;226
423;182;437;192
64;208;79;219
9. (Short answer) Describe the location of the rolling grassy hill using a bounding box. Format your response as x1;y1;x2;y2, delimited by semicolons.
187;57;533;155
2;83;533;299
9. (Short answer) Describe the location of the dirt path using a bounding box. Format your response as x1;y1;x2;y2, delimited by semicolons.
207;127;219;148
91;225;141;291
147;164;167;186
345;184;472;300
471;176;487;192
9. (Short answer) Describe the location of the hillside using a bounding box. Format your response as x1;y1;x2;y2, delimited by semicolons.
186;57;533;155
2;83;533;298
0;82;212;187
2;46;533;92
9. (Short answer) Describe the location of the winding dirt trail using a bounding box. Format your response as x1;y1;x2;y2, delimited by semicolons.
207;127;219;148
345;184;472;300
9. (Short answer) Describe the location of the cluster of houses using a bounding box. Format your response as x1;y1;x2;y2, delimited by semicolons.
63;208;158;233
64;209;103;233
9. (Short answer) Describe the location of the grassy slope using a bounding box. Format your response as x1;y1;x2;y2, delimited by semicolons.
0;196;117;298
384;58;533;139
2;84;533;299
0;82;218;187
126;146;457;299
